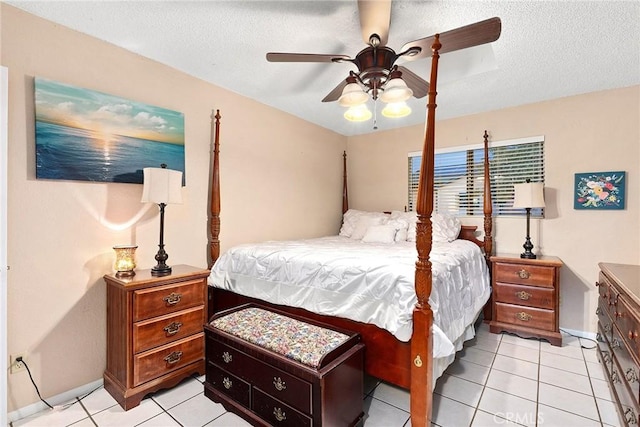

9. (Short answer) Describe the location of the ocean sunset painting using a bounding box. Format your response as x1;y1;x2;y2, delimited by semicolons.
35;77;185;184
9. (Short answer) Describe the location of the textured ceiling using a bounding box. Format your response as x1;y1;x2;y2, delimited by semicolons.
7;1;640;136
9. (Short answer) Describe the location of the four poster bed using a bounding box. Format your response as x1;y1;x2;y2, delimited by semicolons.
205;36;493;426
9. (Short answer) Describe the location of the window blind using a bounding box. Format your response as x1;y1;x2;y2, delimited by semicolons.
408;137;545;217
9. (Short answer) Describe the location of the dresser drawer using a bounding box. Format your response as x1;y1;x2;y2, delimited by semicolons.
206;363;250;407
133;333;204;386
252;388;312;427
133;279;205;321
208;337;312;414
598;299;614;343
495;302;555;331
494;262;555;288
494;282;555;309
612;326;640;406
616;296;640;360
133;306;205;353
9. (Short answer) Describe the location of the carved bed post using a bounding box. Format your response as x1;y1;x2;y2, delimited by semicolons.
208;109;221;269
411;34;442;427
482;130;493;261
342;151;349;214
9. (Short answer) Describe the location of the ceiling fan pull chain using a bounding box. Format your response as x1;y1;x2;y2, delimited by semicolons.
373;98;378;130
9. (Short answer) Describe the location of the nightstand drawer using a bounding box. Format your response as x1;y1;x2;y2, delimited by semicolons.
133;306;205;353
494;262;555;288
495;302;555;331
133;333;204;386
133;279;205;321
494;282;555;309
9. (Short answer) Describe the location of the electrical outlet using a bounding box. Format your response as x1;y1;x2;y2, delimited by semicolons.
10;354;26;374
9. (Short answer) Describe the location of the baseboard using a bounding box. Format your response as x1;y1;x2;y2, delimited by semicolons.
8;378;103;423
560;327;597;342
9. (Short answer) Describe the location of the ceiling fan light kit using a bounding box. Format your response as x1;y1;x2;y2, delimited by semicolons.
266;1;501;125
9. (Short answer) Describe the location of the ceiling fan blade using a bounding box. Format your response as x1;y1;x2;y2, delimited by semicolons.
358;0;391;46
266;52;351;63
397;66;428;99
322;79;349;103
400;17;501;61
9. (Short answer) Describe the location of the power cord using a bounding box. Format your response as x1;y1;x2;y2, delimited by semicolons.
18;357;102;411
19;357;53;410
559;328;597;350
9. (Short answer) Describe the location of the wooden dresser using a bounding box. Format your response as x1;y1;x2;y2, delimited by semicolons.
597;262;640;426
490;254;563;346
104;264;210;410
205;304;365;426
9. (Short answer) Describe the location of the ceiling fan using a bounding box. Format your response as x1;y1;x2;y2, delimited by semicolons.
266;1;501;120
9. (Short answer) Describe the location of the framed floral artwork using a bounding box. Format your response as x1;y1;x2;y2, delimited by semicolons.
574;171;626;210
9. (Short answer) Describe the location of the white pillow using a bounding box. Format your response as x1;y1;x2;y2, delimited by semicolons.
390;211;418;242
386;218;410;242
339;209;386;237
432;213;462;242
361;225;397;244
350;216;385;240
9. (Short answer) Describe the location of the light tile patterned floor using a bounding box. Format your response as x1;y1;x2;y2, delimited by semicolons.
11;321;621;426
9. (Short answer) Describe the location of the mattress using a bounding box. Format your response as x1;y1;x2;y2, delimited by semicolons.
208;236;490;359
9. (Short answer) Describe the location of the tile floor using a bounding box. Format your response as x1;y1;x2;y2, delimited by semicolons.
10;321;621;427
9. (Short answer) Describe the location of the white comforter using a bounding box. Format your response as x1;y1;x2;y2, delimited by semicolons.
208;236;490;359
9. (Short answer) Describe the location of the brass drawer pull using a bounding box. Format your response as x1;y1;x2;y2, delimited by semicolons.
516;312;532;321
596;307;602;315
596;332;603;342
630;330;639;340
273;407;287;422
604;323;611;333
515;291;532;301
222;351;232;364
273;377;287;391
163;321;183;336
223;377;232;390
164;351;183;365
601;350;611;364
163;292;182;306
517;269;530;279
624;407;637;425
611;369;621;384
612;338;621;349
626;368;639;383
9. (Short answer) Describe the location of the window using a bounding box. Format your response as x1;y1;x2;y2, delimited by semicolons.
408;136;545;217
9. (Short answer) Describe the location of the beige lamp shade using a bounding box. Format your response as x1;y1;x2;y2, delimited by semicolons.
338;82;368;107
141;167;183;204
512;182;545;208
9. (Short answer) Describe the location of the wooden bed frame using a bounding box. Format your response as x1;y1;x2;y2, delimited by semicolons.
205;35;493;426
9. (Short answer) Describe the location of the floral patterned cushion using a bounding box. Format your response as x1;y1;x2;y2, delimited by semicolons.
211;307;350;368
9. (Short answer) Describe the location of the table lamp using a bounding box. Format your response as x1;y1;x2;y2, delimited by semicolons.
141;164;183;276
512;180;545;259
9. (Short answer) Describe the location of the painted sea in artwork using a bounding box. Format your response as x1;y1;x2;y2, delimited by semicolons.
35;77;185;184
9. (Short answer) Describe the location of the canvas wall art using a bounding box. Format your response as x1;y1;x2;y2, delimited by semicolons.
35;77;185;184
574;171;626;210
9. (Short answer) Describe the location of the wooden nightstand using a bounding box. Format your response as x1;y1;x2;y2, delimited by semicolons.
489;254;563;346
104;264;210;410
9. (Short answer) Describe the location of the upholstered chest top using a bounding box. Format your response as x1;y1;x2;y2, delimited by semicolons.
210;307;350;368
